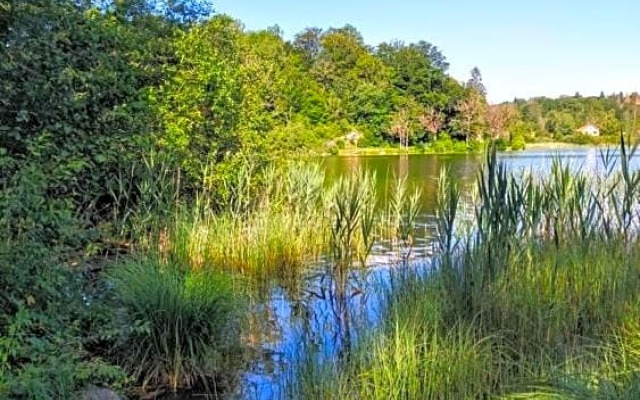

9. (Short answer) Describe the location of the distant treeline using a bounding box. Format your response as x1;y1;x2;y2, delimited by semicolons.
494;93;640;142
2;0;501;228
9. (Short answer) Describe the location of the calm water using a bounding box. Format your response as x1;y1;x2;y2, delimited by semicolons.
212;148;639;399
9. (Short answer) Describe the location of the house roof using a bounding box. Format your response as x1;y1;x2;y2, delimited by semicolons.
579;123;599;129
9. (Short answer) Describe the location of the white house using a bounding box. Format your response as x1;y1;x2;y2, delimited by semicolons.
578;124;600;136
344;130;362;146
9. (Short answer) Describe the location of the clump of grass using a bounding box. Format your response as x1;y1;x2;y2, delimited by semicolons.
109;257;243;393
349;323;498;400
144;161;329;287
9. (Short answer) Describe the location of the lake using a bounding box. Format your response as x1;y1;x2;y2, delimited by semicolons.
218;147;638;399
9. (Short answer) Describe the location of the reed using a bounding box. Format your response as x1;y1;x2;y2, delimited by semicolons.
128;161;329;288
326;170;378;269
294;137;640;399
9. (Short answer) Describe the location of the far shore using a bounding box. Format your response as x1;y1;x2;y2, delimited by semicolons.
332;142;612;157
523;142;612;150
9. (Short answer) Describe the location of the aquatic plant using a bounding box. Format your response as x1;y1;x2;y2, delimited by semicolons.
326;170;378;268
293;137;640;399
109;257;243;393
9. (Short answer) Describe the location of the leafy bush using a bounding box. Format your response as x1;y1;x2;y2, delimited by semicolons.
1;1;162;223
0;242;126;400
511;134;526;150
494;137;508;151
566;133;598;145
427;134;455;153
466;139;485;153
109;258;244;393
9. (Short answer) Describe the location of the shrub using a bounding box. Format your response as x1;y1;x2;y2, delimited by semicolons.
494;137;508;151
566;134;597;145
467;139;485;153
511;134;526;150
0;242;126;400
109;258;243;393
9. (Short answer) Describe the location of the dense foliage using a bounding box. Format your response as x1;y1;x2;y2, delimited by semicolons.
502;93;640;143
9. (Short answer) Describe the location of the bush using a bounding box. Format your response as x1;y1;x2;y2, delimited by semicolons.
494;138;508;151
511;134;526;150
0;242;126;400
566;134;598;145
427;134;454;153
109;258;244;393
467;139;485;153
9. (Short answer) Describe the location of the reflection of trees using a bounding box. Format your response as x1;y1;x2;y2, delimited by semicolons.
398;154;408;180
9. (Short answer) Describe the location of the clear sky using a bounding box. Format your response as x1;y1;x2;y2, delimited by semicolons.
213;0;639;103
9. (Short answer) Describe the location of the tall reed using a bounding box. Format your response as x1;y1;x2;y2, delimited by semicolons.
295;137;640;399
326;170;377;269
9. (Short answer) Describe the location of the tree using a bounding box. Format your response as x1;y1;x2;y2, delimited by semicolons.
545;110;576;136
1;0;171;214
419;107;445;140
390;108;411;150
412;40;449;72
377;41;452;109
154;15;243;176
466;67;486;97
99;0;214;23
293;27;323;66
455;90;487;141
487;104;517;139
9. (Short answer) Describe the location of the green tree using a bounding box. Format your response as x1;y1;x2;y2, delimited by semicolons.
467;66;487;97
1;0;167;219
153;15;243;176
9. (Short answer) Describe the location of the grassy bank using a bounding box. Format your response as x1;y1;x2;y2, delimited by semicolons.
333;134;486;156
290;139;640;399
332;133;625;156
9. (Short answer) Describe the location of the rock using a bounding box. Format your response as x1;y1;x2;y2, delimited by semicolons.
81;386;123;400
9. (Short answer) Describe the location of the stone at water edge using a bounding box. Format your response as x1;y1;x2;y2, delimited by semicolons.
81;386;123;400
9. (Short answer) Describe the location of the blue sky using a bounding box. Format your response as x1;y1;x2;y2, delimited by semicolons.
213;0;639;103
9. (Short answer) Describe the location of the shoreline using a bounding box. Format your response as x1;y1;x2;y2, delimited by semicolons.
331;142;610;157
523;142;612;150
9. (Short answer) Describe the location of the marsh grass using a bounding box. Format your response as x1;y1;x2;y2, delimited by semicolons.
145;161;417;291
109;256;244;393
116;160;328;288
327;170;378;268
292;137;640;399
